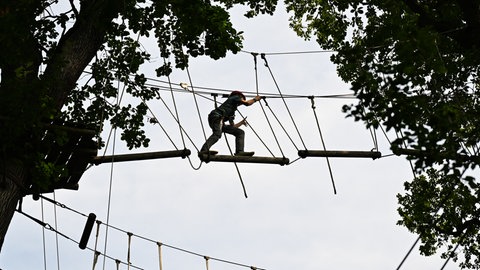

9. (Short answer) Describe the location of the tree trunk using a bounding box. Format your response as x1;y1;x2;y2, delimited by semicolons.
0;161;28;251
0;0;123;251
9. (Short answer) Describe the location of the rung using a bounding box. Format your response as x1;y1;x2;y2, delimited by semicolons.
298;150;381;159
199;154;289;166
93;149;191;165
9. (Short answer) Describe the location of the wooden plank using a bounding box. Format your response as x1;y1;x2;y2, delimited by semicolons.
92;149;191;165
298;150;381;159
199;154;289;166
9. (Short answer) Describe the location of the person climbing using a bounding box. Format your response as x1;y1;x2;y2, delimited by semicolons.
199;90;263;156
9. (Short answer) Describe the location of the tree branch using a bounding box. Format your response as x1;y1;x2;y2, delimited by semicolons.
41;0;123;110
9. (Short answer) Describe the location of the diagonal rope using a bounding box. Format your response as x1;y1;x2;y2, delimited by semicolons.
260;53;307;150
184;63;207;141
164;60;187;148
309;96;337;194
251;53;285;158
224;135;248;198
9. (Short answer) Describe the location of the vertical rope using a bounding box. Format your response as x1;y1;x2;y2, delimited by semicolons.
204;256;210;270
127;232;133;270
157;242;163;270
92;251;100;270
92;220;101;270
309;96;337;194
52;192;61;270
102;127;116;270
41;198;48;270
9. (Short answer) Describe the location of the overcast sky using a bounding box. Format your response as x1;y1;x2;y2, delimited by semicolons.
1;2;459;270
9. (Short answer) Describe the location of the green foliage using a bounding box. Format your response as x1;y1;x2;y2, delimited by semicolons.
0;0;279;191
398;169;480;268
284;0;480;267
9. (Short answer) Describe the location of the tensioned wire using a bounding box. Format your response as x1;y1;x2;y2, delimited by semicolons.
32;195;267;270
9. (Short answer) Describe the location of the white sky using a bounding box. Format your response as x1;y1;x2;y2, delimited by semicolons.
1;2;460;270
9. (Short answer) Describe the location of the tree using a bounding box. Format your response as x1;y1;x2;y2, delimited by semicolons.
0;0;280;251
285;0;480;268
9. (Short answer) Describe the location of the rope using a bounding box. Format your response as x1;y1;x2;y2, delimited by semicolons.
37;197;265;270
92;221;102;270
251;53;285;157
53;192;61;270
143;98;178;149
234;109;275;157
368;126;379;150
102;76;126;270
165;60;187;149
309;96;337;194
92;251;100;270
260;53;307;150
153;91;199;151
127;232;133;270
224;136;248;198
157;242;163;270
262;98;297;151
184;63;207;141
18;209;144;269
41;198;48;270
204;256;210;270
240;49;336;55
102;126;117;270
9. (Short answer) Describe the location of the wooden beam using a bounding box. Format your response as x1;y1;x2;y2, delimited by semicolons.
298;150;381;159
199;154;290;166
92;149;191;165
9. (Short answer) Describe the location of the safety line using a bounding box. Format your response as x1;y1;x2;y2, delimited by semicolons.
84;69;356;100
144;80;355;100
240;49;336;55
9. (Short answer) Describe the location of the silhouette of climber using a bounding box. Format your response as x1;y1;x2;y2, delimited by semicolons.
200;91;263;156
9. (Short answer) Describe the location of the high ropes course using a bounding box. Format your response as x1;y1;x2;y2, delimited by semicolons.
25;49;394;199
54;50;384;198
14;49;423;270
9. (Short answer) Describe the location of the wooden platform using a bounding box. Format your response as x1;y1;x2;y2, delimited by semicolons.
92;149;191;165
29;124;98;194
298;150;381;159
198;153;290;166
